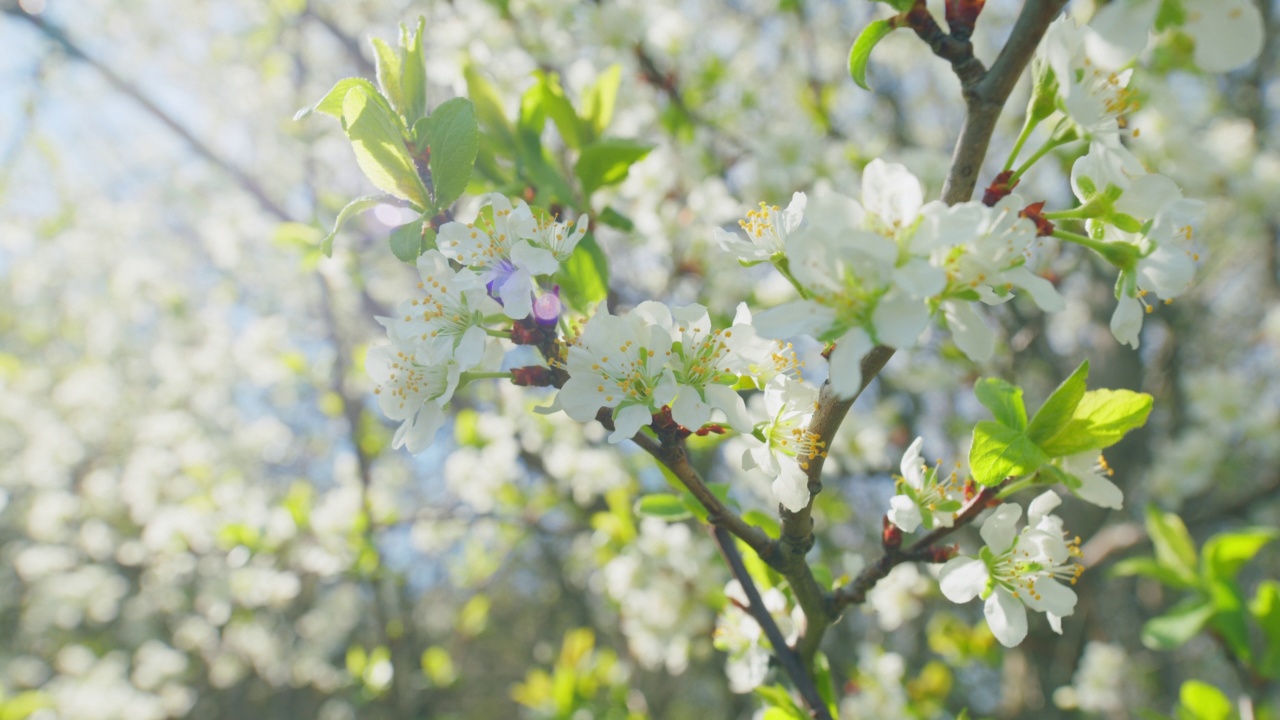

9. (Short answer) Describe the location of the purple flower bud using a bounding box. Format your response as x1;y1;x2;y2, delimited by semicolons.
532;292;562;326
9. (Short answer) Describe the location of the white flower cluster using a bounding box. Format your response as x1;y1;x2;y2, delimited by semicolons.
369;194;586;453
718;161;1060;393
939;491;1083;648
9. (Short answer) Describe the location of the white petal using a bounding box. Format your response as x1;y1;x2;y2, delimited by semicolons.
1110;293;1144;349
894;258;947;298
1005;266;1065;313
454;325;487;370
498;269;535;319
985;588;1029;647
939;556;988;603
862;159;923;228
772;461;810;512
1117;173;1182;220
510;240;560;276
945;301;995;363
873;291;929;350
887;495;922;533
980;503;1022;554
609;404;653;443
900;436;926;488
1085;0;1158;66
1022;577;1078;623
827;328;872;399
671;388;710;430
1027;491;1062;526
753;301;835;340
1074;468;1125;510
559;376;609;421
1138;244;1195;300
1185;0;1264;72
704;383;754;433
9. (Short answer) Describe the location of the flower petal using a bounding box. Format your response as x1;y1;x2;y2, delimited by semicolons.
939;556;988;603
985;587;1029;647
980;503;1022;554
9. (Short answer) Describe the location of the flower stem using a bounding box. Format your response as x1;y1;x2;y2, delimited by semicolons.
484;327;512;339
996;472;1042;500
1003;113;1041;172
460;371;513;383
772;255;812;300
1052;228;1110;255
1009;134;1077;183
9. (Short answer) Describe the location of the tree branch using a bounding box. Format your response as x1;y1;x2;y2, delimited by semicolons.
941;0;1071;204
713;527;832;720
831;484;1002;613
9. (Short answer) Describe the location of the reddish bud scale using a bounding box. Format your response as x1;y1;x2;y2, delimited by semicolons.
694;424;726;436
510;318;550;346
1019;200;1055;237
511;366;555;387
945;0;985;40
882;516;903;549
925;544;959;564
983;170;1018;207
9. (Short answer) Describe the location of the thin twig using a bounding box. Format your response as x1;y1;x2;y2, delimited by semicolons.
713;527;833;720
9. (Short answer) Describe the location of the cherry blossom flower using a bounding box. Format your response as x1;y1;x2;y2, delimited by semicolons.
714;192;807;263
1089;0;1263;73
938;493;1082;647
367;323;463;454
557;304;678;443
886;437;965;533
436;194;560;320
393;250;501;371
742;377;824;511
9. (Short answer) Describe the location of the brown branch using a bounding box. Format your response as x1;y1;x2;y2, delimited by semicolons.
831;484;1002;613
941;0;1071;204
713;527;832;720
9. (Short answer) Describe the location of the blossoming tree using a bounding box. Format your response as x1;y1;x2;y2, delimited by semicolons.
4;0;1280;718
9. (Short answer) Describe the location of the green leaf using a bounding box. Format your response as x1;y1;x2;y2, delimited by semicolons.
974;377;1028;430
319;194;394;256
1250;581;1280;679
1026;360;1090;448
399;17;428;124
464;65;514;147
635;493;692;521
533;72;584;150
370;37;404;116
1038;388;1154;456
424;98;480;211
967;420;1049;486
580;64;622;142
848;19;897;91
1178;680;1232;720
575;139;653;199
1207;579;1252;663
341;88;430;209
390;219;435;263
516;124;575;206
1201;527;1278;582
1145;506;1199;583
1111;556;1199;590
755;685;805;716
597;206;634;231
1141;597;1215;650
294;77;383;120
555;232;609;314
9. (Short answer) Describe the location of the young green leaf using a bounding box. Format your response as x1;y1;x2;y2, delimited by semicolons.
464;65;515;147
341;88;430;209
1111;556;1199;590
389;219;435;263
1250;581;1280;679
1025;360;1090;448
295;77;384;121
1145;506;1199;583
848;19;897;91
400;17;428;124
1207;579;1252;663
1037;388;1153;457
968;420;1049;485
370;37;404;116
635;493;692;521
320;194;395;256
575;139;653;199
974;377;1028;430
1201;527;1278;583
424;98;480;211
1178;681;1232;720
1141;598;1215;650
533;72;584;150
580;64;622;142
555;232;610;314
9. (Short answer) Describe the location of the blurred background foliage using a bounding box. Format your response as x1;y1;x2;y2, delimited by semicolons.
0;0;1278;718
